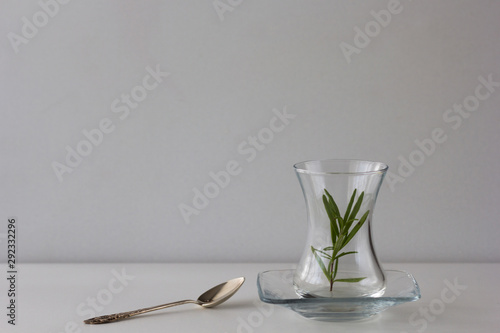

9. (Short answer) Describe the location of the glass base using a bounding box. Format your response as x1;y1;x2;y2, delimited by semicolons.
293;269;386;298
294;284;386;298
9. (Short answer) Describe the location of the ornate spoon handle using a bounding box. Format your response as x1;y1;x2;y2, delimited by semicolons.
84;299;197;324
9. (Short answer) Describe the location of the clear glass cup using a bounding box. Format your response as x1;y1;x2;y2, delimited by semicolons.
293;159;388;298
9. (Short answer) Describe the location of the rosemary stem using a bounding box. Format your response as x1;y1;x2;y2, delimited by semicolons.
329;261;334;291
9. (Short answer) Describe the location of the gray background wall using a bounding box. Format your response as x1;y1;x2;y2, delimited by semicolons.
1;0;499;263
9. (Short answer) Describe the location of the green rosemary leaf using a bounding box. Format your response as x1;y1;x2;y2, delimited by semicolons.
332;258;339;280
324;189;341;218
323;195;339;241
330;220;338;245
334;251;358;260
326;189;344;234
333;232;345;254
336;215;346;233
348;191;365;223
334;277;366;283
343;189;357;222
315;248;333;260
311;246;331;280
343;217;357;235
322;195;335;222
343;210;369;247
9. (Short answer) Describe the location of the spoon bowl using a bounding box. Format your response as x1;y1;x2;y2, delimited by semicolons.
198;277;246;308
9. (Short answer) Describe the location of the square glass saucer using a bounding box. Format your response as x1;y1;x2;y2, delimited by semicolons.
257;269;420;321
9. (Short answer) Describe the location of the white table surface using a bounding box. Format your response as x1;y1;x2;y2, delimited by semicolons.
0;263;498;333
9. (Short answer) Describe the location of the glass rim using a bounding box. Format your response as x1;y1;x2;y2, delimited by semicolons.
293;159;388;175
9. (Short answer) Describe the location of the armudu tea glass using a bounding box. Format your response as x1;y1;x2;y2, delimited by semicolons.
293;160;388;298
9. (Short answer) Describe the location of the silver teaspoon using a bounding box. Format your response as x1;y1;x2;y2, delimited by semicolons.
84;277;245;324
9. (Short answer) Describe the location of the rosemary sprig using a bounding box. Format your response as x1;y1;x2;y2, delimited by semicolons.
311;188;369;292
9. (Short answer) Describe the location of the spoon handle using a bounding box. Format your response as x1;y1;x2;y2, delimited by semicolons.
84;299;197;324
